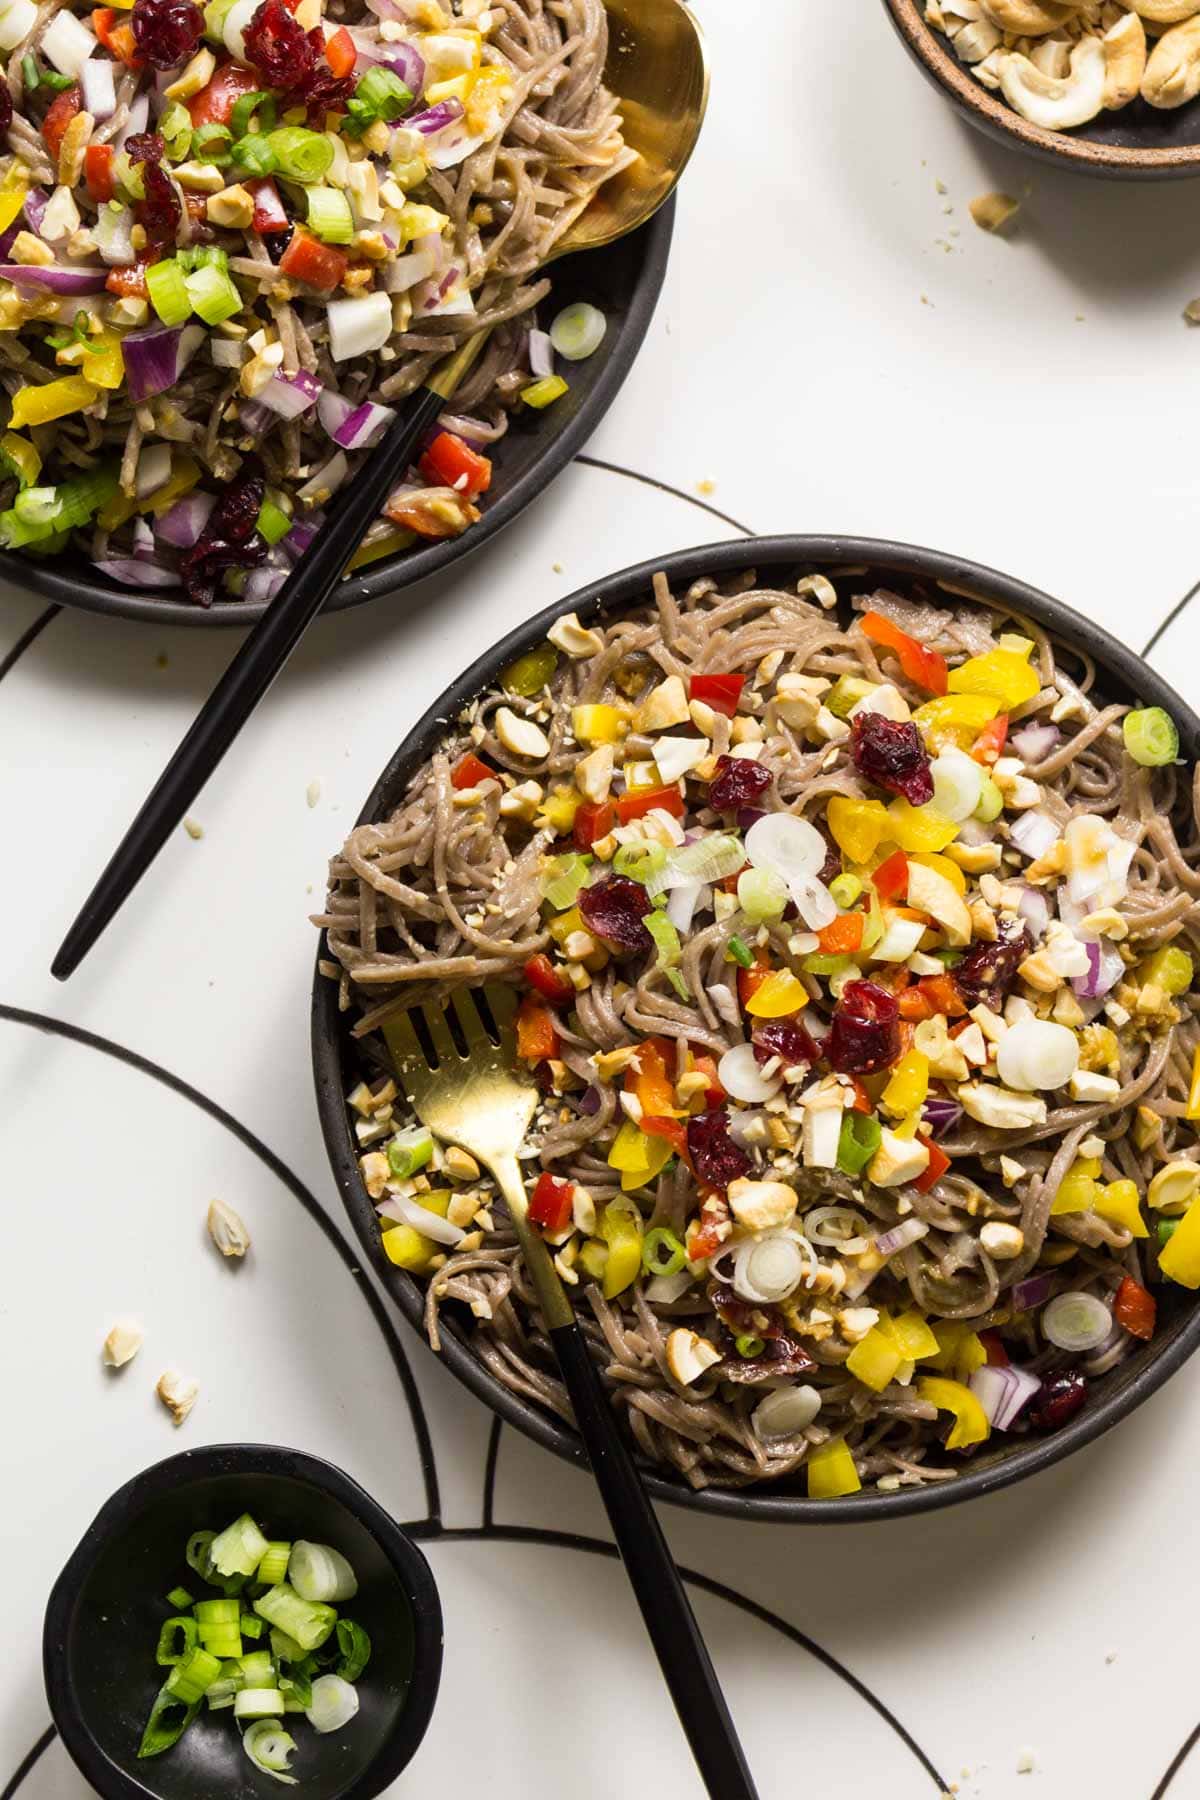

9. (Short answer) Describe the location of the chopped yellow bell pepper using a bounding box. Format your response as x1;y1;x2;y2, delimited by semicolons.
745;969;808;1018
827;796;890;864
380;1190;451;1274
846;1327;903;1393
501;642;558;696
548;905;584;947
80;331;125;390
0;182;27;237
9;375;99;431
1160;1198;1200;1287
1094;1179;1147;1238
882;1049;929;1120
806;1436;861;1499
913;692;1001;752
1139;945;1193;998
607;1120;673;1193
348;527;416;571
572;704;622;745
1050;1156;1101;1216
927;1321;986;1381
578;1238;608;1282
0;431;40;486
907;851;966;895
599;1200;643;1297
886;799;959;853
465;65;511;133
1187;1045;1200;1121
917;1375;990;1449
885;1309;941;1361
947;649;1041;710
538;786;581;834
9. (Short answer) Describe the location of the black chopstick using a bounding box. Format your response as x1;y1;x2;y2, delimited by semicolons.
51;332;486;981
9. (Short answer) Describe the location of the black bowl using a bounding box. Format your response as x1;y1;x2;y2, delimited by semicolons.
43;1444;443;1798
7;201;673;628
883;0;1200;180
311;533;1200;1522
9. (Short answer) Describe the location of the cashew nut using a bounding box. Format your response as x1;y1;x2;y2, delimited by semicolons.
1141;13;1200;104
1030;35;1072;75
979;0;1082;36
999;33;1107;125
1103;10;1147;104
956;16;1004;57
1126;0;1200;24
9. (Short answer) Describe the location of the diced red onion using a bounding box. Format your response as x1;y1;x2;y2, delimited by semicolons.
921;1097;962;1138
0;262;106;294
381;38;423;94
80;57;116;119
1011;1273;1052;1312
1072;938;1124;1001
576;1083;602;1117
156;491;215;549
131;517;157;560
244;564;288;604
407;98;464;135
298;451;348;503
727;1109;767;1149
382;244;439;294
528;327;554;379
1009;810;1059;861
1015;885;1051;940
256;368;322;420
122;321;204;403
237;398;276;438
1010;720;1061;763
22;188;48;232
116;92;150;149
331;400;395;451
283;517;320;559
736;807;767;832
969;1362;1042;1431
381;1194;466;1246
94;557;179;589
666;880;705;934
874;1218;930;1256
0;223;18;261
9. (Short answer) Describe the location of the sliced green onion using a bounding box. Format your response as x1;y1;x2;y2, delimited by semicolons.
210;1515;270;1580
146;257;193;327
973;774;1003;823
178;244;229;272
166;1645;222;1705
288;1542;358;1605
155;1616;199;1666
40;68;74;90
186;262;242;326
230;89;277;137
333;1618;371;1683
239;1649;275;1686
204;1659;246;1709
194;1597;241;1624
542;852;591;910
802;952;853;978
549;301;607;362
836;1111;881;1178
138;1683;200;1758
737;864;788;925
256;1542;292;1587
231;131;278;176
159;100;193;161
241;1610;266;1639
520;374;568;409
186;1530;216;1578
306;184;354;244
234;1687;287;1720
203;0;237;41
829;872;862;909
306;1673;360;1735
354;65;412;120
641;1226;686;1277
21;52;37;88
613;841;668;890
193;121;233;164
253;1583;338;1652
645;910;688;1000
255;496;292;544
386;1124;433;1179
166;1584;194;1609
1124;706;1179;768
270;1627;307;1664
734;1333;765;1358
725;935;754;969
1159;1218;1180;1247
243;1719;298;1785
267;126;334;183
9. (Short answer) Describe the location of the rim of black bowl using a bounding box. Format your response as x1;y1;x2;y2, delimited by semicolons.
311;533;1200;1523
43;1443;443;1798
3;200;673;629
882;0;1200;180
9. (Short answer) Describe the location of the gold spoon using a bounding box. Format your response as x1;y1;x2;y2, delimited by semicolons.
52;0;710;980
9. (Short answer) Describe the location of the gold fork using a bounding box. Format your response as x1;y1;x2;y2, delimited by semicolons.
383;987;759;1800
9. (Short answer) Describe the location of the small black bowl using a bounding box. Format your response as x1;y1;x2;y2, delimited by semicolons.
43;1444;442;1799
883;0;1200;180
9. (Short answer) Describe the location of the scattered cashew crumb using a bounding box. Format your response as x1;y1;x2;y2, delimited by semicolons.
157;1369;199;1425
306;779;321;808
183;817;204;840
1016;1748;1036;1775
970;191;1020;234
207;1197;251;1258
696;478;715;495
1184;298;1200;325
103;1319;144;1368
1105;1650;1117;1664
552;561;563;573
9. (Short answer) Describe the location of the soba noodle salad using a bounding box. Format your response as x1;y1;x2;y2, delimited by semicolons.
317;567;1200;1496
0;0;627;602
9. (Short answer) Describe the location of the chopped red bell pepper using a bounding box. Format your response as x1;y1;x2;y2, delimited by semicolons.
872;849;909;902
515;996;559;1063
689;673;744;718
914;1134;951;1194
640;1115;689;1159
450;751;494;791
971;713;1009;765
977;1329;1010;1366
84;143;115;204
572;799;613;850
716;863;749;896
244;176;289;235
419;430;492;502
92;7;140;63
688;1187;731;1262
42;85;81;160
847;1077;873;1114
816;912;865;955
616;784;685;824
861;610;949;696
524;953;573;1007
529;1171;574;1233
278;230;348;293
323;23;356;75
690;1053;725;1108
188;61;262;127
1114;1274;1156;1341
105;261;150;299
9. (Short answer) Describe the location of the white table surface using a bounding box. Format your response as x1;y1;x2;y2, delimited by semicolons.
4;3;1200;1795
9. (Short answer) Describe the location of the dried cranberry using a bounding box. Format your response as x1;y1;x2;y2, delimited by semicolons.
720;1343;816;1383
298;28;355;121
817;831;841;885
752;1019;819;1071
243;0;313;87
180;462;268;607
710;1285;790;1341
131;0;202;68
851;713;934;805
125;131;164;164
0;85;12;136
709;754;772;812
827;979;901;1075
577;874;652;957
1025;1367;1086;1432
954;920;1031;1012
686;1109;751;1189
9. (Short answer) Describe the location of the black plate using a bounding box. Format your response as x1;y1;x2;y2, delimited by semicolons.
311;534;1200;1522
43;1443;443;1799
883;0;1200;180
6;201;673;628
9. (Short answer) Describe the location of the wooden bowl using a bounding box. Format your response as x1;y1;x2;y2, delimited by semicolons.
882;0;1200;179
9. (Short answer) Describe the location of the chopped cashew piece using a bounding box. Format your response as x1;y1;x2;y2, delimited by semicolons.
1068;1069;1120;1102
548;611;602;657
867;1129;931;1188
207;1198;251;1258
981;1222;1024;1259
906;860;972;945
958;1083;1048;1128
157;1370;200;1426
980;0;1081;32
1127;0;1200;21
494;706;550;760
969;191;1020;233
103;1320;144;1368
1147;1159;1200;1214
1000;35;1107;128
1103;11;1146;109
634;675;690;733
666;1327;722;1386
1142;14;1200;105
576;744;614;804
728;1178;799;1232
